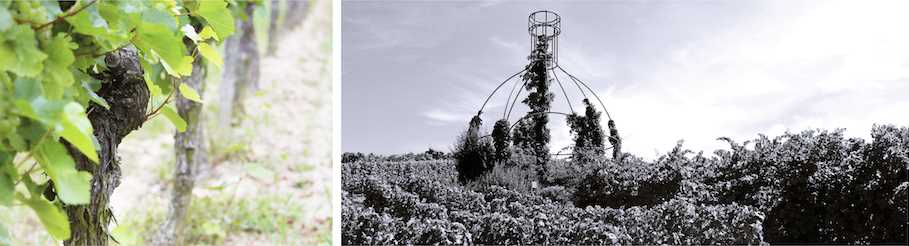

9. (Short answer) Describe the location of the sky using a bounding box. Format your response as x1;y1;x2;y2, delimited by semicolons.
342;0;909;158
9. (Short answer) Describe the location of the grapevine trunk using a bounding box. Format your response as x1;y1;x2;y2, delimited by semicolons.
154;52;208;245
63;48;149;246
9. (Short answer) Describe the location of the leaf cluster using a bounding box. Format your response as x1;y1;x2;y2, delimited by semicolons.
342;160;764;245
0;0;236;241
344;125;908;244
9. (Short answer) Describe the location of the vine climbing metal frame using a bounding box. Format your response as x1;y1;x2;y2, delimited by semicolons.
476;10;618;154
528;10;560;69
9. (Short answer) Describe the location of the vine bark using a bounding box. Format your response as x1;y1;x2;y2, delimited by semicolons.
153;53;207;245
62;48;149;246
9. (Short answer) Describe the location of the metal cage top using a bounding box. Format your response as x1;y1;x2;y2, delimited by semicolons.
528;10;561;69
474;10;620;158
528;10;561;38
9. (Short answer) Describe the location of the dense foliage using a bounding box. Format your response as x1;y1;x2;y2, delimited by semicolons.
702;125;907;243
343;125;908;244
342;149;448;163
453;127;496;184
570;125;908;243
0;0;233;242
566;99;606;162
491;119;511;162
343;160;764;245
608;119;622;159
512;36;554;175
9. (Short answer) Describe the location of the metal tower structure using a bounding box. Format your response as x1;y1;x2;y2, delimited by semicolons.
475;10;621;158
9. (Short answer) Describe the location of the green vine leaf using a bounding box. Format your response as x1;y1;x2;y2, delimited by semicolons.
178;82;203;103
12;78;68;126
39;1;63;22
197;42;222;68
9;1;50;25
140;2;177;30
59;102;99;164
66;2;134;50
10;78;98;164
0;152;13;206
18;193;71;240
196;0;234;40
0;40;13;70
3;25;47;77
34;141;92;205
0;171;11;206
139;59;170;96
1;1;238;241
97;1;143;38
65;3;109;35
82;82;110;110
41;33;77;99
134;22;191;77
161;105;187;132
198;26;217;41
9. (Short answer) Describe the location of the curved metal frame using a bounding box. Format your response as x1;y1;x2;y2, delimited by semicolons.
551;66;574;114
506;78;528;120
473;10;617;155
479;111;571;140
490;66;612;122
478;68;527;115
508;111;572;130
557;65;612;120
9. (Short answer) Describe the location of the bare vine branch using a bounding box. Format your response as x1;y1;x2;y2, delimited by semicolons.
144;78;178;121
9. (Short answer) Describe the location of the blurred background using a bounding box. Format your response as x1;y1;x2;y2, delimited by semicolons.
0;0;332;245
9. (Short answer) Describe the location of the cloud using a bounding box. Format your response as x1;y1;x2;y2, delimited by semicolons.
550;0;909;159
423;109;468;125
490;36;525;56
345;0;909;156
477;0;507;8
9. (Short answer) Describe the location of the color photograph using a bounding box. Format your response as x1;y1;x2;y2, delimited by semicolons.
1;0;331;245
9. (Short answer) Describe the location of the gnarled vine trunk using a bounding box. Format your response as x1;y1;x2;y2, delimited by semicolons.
63;48;149;246
153;54;208;245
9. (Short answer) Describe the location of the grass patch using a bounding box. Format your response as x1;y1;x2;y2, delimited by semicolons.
182;194;309;245
113;191;324;245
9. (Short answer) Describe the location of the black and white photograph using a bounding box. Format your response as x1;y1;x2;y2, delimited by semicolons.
341;0;909;245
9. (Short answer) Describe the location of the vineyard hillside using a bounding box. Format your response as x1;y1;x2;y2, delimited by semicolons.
342;125;908;244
